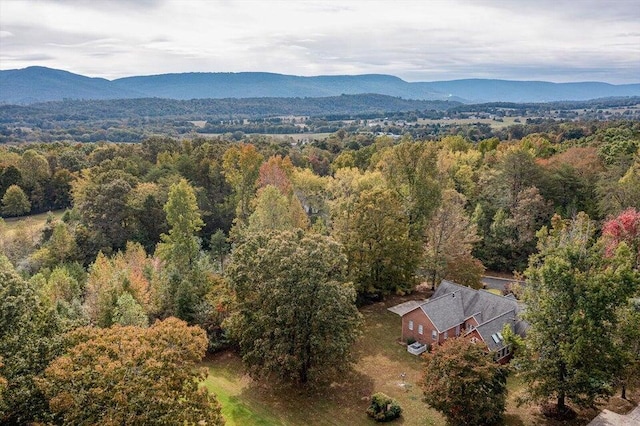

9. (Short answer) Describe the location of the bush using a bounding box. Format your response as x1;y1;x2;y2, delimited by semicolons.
406;337;416;345
366;392;402;422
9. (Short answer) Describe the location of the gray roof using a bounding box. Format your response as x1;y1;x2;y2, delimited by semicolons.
432;279;524;324
400;280;528;343
419;290;465;332
473;310;515;350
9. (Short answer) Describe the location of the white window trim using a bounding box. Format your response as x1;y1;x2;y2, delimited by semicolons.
418;324;424;335
431;330;437;341
408;320;414;331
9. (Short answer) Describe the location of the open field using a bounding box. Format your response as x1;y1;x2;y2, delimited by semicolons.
202;292;639;426
1;210;65;237
203;293;444;426
195;133;333;142
417;116;522;129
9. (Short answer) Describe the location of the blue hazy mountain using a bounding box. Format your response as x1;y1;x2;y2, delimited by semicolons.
2;66;639;104
0;66;143;104
416;79;640;103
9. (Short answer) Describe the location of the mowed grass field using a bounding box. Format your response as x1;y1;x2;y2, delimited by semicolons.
417;116;521;129
1;210;65;237
203;296;444;426
202;293;637;426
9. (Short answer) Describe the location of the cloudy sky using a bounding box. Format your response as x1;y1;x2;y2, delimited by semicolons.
1;0;639;83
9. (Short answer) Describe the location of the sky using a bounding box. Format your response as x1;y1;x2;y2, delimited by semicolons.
0;0;639;83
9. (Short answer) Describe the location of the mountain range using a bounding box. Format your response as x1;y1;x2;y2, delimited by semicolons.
1;66;639;105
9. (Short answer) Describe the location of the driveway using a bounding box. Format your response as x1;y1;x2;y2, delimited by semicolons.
481;275;525;292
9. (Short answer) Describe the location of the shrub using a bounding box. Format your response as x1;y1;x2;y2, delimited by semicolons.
406;337;416;345
366;392;402;422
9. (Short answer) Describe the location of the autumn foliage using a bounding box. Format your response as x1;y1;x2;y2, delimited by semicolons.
37;318;224;425
602;208;640;267
421;338;507;425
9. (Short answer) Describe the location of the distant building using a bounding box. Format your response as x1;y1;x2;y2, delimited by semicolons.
388;280;527;362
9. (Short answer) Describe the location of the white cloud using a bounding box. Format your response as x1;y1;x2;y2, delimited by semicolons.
0;0;638;83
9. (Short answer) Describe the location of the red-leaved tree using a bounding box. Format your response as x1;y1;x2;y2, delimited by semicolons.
602;208;640;268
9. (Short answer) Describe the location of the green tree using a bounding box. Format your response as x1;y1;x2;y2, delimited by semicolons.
113;292;149;327
421;338;508;426
31;221;77;268
37;265;83;307
520;213;639;415
222;143;263;223
334;182;419;298
0;357;6;400
37;318;224;425
155;179;214;322
597;154;640;217
0;256;66;424
209;229;230;273
226;230;362;385
1;184;30;216
73;169;137;253
615;299;640;399
376;141;441;236
245;185;308;235
157;178;204;273
17;149;50;188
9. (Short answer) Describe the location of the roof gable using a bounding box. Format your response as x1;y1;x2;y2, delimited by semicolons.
420;291;465;332
473;310;515;350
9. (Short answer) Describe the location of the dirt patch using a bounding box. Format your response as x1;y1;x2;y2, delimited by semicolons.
541;403;577;421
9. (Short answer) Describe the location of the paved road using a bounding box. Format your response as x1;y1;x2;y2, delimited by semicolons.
481;276;525;292
587;404;640;426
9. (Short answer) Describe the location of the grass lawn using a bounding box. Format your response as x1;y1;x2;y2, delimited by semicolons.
1;210;64;235
202;293;446;426
202;292;638;425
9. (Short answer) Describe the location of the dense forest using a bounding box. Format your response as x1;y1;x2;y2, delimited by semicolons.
1;117;639;424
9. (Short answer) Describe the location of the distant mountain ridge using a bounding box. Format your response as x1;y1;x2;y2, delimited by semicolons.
1;66;639;104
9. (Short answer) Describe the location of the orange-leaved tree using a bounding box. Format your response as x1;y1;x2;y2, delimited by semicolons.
37;318;224;425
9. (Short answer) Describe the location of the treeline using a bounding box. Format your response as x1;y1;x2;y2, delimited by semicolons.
1;120;639;423
0;94;455;123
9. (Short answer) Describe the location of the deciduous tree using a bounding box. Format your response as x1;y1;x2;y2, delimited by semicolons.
520;213;639;416
421;338;508;425
423;189;484;289
226;230;361;385
222;143;263;223
156;178;204;274
602;207;640;268
1;184;30;216
0;256;65;424
37;318;224;425
330;169;419;298
112;292;149;327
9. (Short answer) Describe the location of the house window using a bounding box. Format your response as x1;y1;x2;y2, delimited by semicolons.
431;330;437;340
408;320;413;331
418;324;424;335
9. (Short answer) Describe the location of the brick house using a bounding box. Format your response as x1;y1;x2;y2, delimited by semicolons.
388;280;527;362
